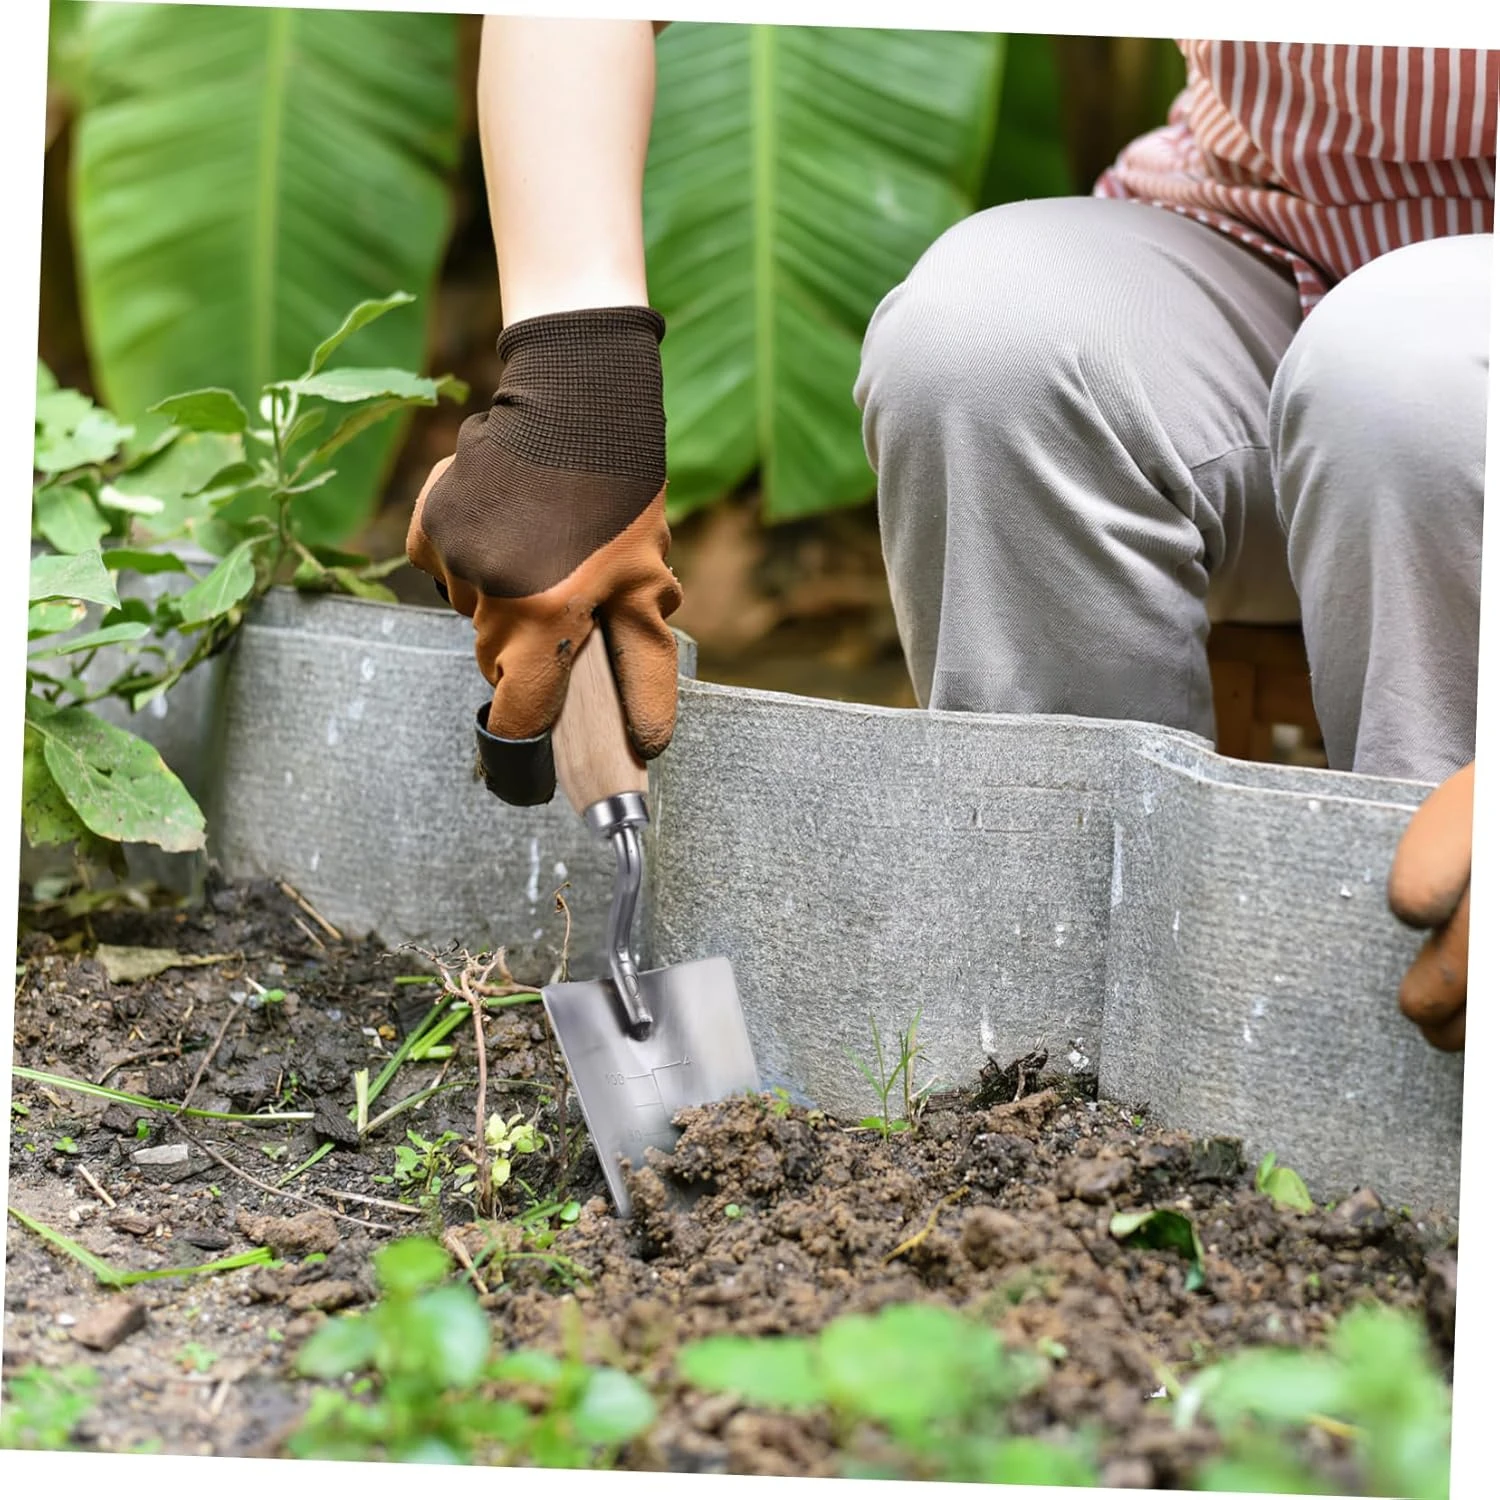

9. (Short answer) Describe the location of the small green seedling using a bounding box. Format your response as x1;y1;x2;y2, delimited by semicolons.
0;1364;99;1450
1110;1208;1208;1293
1254;1150;1315;1213
290;1237;652;1466
678;1303;1095;1486
1179;1303;1450;1500
52;1136;79;1155
846;1011;935;1138
179;1342;218;1374
485;1112;543;1192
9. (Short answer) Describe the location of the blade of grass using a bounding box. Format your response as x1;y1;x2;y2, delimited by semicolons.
8;1206;273;1287
361;1079;466;1137
12;1066;313;1124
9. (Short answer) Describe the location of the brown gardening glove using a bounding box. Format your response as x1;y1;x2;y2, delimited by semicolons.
407;306;683;805
1388;760;1473;1052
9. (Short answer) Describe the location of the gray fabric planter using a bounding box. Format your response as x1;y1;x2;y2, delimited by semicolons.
205;590;697;980
644;680;1462;1217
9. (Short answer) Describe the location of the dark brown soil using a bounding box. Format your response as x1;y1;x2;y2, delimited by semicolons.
5;879;1455;1485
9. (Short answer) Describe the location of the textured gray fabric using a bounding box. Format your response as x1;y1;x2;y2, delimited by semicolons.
1272;233;1491;781
644;679;1461;1215
856;197;1488;784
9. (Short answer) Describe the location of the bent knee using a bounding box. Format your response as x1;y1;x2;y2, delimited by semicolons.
1271;236;1491;525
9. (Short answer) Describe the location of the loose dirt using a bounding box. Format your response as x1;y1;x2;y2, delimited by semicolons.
5;879;1455;1486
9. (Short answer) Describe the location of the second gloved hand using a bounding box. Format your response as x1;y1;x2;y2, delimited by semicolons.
407;306;683;801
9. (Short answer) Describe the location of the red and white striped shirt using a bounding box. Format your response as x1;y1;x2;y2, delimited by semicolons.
1096;43;1497;315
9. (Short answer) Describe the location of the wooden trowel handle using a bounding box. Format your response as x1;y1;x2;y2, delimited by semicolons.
551;628;648;817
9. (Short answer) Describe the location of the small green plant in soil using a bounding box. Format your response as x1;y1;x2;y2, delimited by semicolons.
0;1363;99;1450
26;291;465;866
1180;1303;1451;1499
484;1111;544;1193
290;1237;653;1466
678;1302;1098;1486
1110;1207;1208;1293
375;1128;469;1226
1255;1150;1316;1213
845;1011;935;1138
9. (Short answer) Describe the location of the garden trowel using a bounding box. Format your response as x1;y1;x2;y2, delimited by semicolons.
476;630;759;1218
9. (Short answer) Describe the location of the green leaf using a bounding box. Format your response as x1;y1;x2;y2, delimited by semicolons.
149;388;249;434
21;722;90;848
300;397;425;470
29;550;120;608
26;702;206;852
101;548;189;576
1189;1349;1346;1430
175;539;260;626
118;409;180;467
677;1334;824;1409
413;1284;491;1389
1194;1451;1339;1495
28;601;86;638
978;1436;1101;1487
1255;1151;1315;1213
302;292;417;377
71;4;459;545
818;1305;1023;1430
492;1349;563;1387
282;406;328;452
33;483;110;554
34;385;133;473
373;1236;450;1297
328;567;397;603
1110;1208;1207;1289
295;1314;380;1379
29;621;152;659
276;367;457;406
572;1368;657;1446
109;431;248;544
643;24;1005;520
95;483;164;517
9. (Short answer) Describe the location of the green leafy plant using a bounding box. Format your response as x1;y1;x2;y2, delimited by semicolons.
61;1;460;542
1180;1304;1451;1499
26;293;466;860
643;25;1006;521
1255;1150;1315;1213
679;1302;1096;1484
377;1127;469;1217
846;1011;933;1137
1110;1208;1208;1293
291;1237;653;1466
484;1111;544;1193
0;1363;100;1450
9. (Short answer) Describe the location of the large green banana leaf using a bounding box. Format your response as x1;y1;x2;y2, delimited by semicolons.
68;3;458;545
644;24;1006;524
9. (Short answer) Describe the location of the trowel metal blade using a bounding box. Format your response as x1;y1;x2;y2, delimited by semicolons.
542;955;759;1218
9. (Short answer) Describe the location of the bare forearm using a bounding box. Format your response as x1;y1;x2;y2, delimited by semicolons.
478;16;660;325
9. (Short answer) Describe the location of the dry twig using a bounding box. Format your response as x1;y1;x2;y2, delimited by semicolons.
278;881;342;941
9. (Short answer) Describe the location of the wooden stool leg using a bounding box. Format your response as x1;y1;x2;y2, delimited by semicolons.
1209;658;1256;762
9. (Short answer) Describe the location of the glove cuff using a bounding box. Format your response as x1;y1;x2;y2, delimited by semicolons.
491;306;667;487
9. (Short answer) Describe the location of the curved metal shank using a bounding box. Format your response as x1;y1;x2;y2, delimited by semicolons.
585;794;653;1040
